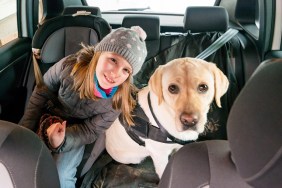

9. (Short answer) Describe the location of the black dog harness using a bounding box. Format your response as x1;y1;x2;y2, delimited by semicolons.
119;92;194;146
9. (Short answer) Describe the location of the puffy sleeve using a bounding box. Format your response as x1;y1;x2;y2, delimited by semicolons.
43;57;68;92
19;57;67;131
55;104;120;153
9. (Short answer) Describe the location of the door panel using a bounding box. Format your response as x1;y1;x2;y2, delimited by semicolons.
0;38;31;123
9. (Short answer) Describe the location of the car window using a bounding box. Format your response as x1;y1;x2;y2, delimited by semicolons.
87;0;216;27
87;0;216;14
0;0;17;47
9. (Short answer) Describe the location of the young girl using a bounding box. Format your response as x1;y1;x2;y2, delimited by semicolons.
20;26;147;188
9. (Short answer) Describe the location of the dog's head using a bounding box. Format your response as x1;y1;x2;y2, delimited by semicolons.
148;58;229;139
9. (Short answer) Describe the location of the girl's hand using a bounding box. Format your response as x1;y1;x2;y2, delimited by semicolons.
47;121;66;149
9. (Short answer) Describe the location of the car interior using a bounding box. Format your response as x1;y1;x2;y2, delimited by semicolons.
0;0;281;187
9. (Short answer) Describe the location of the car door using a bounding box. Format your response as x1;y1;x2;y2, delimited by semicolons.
0;0;39;123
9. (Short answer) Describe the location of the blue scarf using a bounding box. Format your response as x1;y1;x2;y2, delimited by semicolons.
94;74;118;98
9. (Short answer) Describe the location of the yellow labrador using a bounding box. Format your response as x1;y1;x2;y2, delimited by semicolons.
105;57;229;178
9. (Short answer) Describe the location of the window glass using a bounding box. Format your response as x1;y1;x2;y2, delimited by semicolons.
0;0;18;47
87;0;215;14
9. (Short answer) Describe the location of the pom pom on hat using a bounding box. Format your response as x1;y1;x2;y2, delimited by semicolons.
95;26;148;76
130;26;147;41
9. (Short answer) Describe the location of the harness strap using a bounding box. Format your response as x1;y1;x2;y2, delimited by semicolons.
120;92;194;146
128;129;145;146
119;105;168;146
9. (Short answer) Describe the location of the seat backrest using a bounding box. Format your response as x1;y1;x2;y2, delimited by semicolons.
0;120;60;188
227;59;282;187
219;0;261;90
32;11;111;74
122;15;160;60
159;59;282;188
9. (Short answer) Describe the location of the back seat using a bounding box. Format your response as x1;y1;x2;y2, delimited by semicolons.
81;5;262;187
133;6;242;140
80;6;247;187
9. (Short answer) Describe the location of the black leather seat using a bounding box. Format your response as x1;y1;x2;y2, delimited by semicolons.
159;59;282;188
0;120;60;188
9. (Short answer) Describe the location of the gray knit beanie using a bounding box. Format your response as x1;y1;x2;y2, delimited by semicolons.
95;26;147;76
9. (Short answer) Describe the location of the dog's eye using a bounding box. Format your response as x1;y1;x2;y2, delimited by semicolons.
168;84;179;94
198;84;208;93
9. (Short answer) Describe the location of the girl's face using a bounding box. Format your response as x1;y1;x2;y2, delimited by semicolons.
96;52;132;89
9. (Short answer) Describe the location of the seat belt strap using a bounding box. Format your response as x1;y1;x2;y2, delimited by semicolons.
196;28;239;60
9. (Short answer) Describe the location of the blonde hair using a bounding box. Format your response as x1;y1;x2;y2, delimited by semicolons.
70;44;137;125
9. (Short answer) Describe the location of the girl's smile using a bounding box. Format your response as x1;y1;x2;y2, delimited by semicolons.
104;74;115;83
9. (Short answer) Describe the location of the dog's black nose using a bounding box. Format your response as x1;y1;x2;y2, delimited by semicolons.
180;113;198;129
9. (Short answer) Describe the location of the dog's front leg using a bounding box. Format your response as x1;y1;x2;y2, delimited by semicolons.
145;139;182;178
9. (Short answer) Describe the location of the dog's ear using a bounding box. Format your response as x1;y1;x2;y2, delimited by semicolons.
209;63;229;108
149;65;164;104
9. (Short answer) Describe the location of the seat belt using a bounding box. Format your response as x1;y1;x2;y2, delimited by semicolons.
195;28;239;60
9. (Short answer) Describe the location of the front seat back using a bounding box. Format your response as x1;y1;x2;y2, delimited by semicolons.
0;120;60;188
227;59;282;187
159;59;282;188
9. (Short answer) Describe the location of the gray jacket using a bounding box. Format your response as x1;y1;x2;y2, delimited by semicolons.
20;57;120;153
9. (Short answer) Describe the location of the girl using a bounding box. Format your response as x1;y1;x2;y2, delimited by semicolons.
20;26;147;188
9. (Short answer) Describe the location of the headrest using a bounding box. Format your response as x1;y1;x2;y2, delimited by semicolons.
62;6;102;17
33;15;110;49
0;120;60;188
227;59;282;187
183;6;228;33
122;15;160;40
32;15;111;63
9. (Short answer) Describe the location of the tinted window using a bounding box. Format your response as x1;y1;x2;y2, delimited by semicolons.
0;0;17;46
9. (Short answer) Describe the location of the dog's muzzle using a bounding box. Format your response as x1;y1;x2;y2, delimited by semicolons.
180;112;199;130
